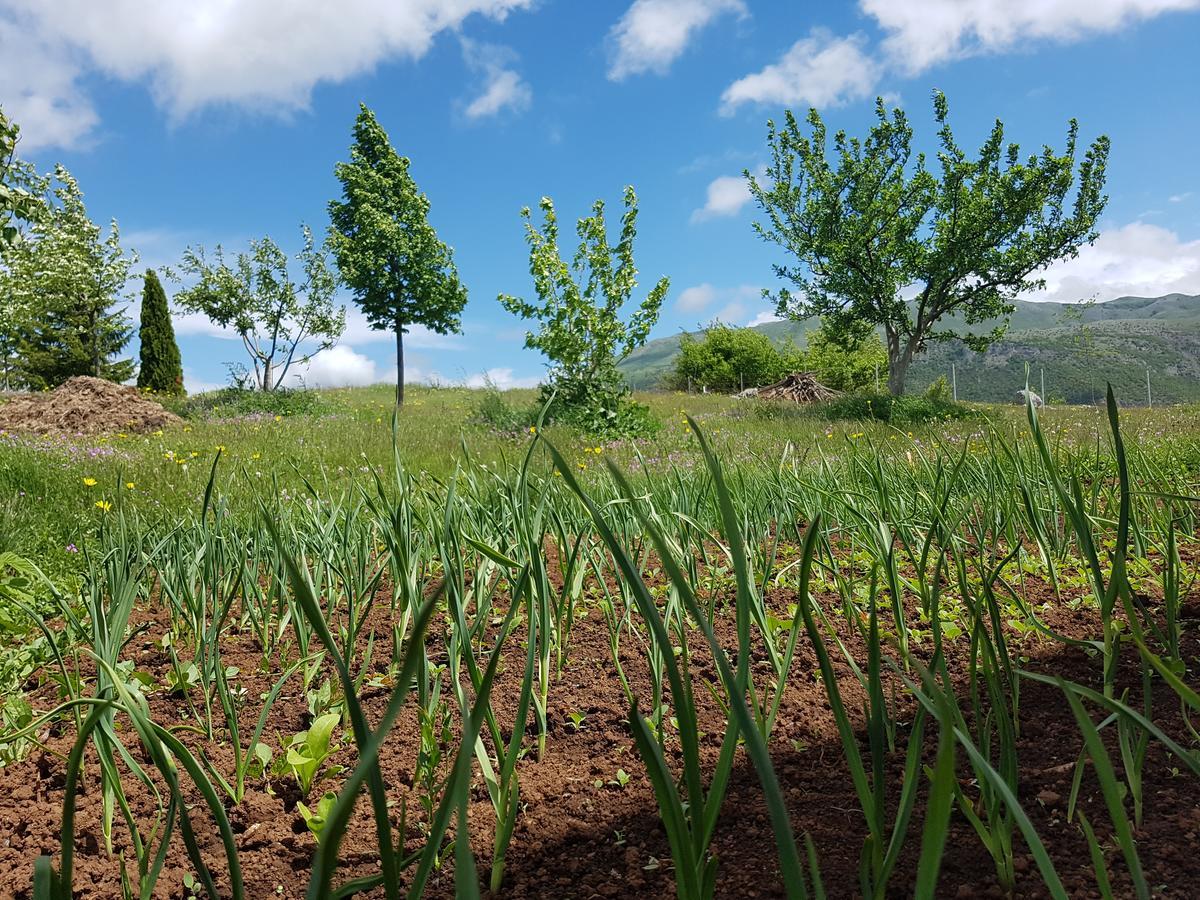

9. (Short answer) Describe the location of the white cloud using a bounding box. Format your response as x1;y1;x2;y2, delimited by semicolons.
675;283;765;318
1169;192;1194;203
182;369;224;394
714;301;747;323
403;363;540;389
0;0;534;149
463;367;540;389
340;307;465;350
285;345;381;388
607;0;746;80
720;29;881;114
747;311;782;327
172;310;237;340
690;174;752;223
1026;222;1200;303
460;39;531;120
676;283;718;312
0;19;98;151
861;0;1200;75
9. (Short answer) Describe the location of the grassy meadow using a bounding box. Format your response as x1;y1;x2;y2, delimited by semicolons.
6;385;1198;585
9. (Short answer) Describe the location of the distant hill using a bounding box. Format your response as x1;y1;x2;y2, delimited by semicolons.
618;294;1200;405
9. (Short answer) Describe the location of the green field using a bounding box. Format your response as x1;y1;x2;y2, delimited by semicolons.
1;386;1200;898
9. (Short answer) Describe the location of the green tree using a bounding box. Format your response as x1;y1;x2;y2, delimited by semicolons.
172;227;343;392
748;92;1110;395
0;108;46;253
328;104;467;407
0;111;49;388
499;187;668;433
670;323;791;392
6;166;136;388
136;269;184;395
804;324;887;392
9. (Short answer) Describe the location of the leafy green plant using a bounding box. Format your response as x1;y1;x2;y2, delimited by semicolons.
297;792;338;845
499;186;668;437
282;712;342;795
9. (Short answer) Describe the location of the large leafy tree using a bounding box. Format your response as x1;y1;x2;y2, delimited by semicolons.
328;104;466;407
499;187;668;432
137;269;184;395
172;227;344;392
748;92;1110;395
6;166;137;388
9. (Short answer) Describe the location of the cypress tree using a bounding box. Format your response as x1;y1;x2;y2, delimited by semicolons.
137;269;184;395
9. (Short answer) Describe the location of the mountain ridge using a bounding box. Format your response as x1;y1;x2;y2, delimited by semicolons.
618;294;1200;404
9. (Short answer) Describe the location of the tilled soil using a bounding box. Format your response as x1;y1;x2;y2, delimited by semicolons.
1;558;1198;899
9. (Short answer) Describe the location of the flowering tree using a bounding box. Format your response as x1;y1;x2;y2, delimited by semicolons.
4;166;136;388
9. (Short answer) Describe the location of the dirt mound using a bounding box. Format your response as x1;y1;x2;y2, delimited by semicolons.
0;376;181;435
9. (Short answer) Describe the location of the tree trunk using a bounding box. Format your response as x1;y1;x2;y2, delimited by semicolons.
262;359;273;392
395;322;405;408
887;342;916;396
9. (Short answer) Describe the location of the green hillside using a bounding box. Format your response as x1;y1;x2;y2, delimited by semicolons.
619;294;1200;404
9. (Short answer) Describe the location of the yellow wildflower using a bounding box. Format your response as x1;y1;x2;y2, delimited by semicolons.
125;482;135;490
95;500;112;512
82;477;98;487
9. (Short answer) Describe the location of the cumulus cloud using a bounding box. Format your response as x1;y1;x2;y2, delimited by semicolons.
747;311;783;327
0;0;533;148
607;0;745;80
285;345;381;388
403;364;540;389
463;367;540;389
862;0;1200;75
675;283;718;312
720;29;881;114
340;307;465;350
674;283;765;318
1026;222;1200;303
719;2;1196;116
460;39;531;120
182;369;224;394
690;174;752;223
0;19;98;151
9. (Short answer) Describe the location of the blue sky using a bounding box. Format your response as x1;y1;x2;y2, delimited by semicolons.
3;0;1199;392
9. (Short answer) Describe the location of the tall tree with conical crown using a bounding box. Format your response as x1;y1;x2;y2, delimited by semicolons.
136;269;184;394
328;104;467;407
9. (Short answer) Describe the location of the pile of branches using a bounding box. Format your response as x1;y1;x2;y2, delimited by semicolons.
751;372;840;404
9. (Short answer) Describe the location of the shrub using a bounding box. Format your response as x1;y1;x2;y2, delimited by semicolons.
670;325;793;393
924;375;952;403
473;389;537;434
171;387;328;420
821;391;977;425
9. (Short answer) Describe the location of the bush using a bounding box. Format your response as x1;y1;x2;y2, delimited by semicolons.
821;391;977;425
547;392;660;438
171;387;328;420
473;388;537;434
670;325;793;393
924;375;952;403
474;385;660;439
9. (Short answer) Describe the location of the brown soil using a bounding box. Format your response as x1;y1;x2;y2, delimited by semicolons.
0;376;181;435
0;555;1197;899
